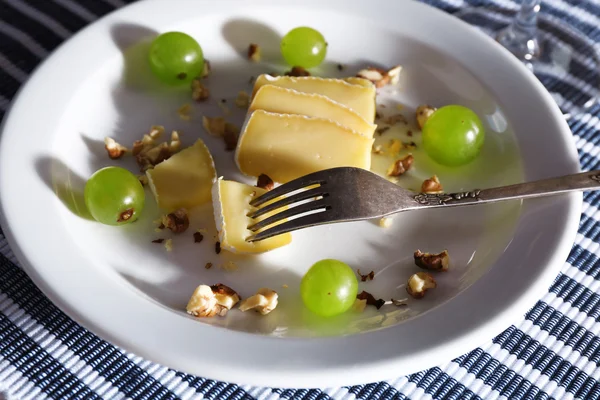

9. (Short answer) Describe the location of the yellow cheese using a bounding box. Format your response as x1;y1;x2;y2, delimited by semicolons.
146;139;216;211
249;85;376;138
345;77;375;87
235;110;373;183
253;75;376;121
212;178;291;254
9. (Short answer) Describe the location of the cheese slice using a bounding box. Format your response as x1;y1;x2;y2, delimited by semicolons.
146;139;216;211
235;110;373;183
252;75;376;121
212;178;291;254
249;85;376;138
345;77;375;87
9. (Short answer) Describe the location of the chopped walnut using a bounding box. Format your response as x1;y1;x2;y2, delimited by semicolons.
178;104;192;121
285;66;310;77
357;291;385;309
220;261;239;272
223;123;239;151
192;78;210;102
383;114;407;125
152;238;164;244
356;65;402;88
217;98;231;116
235;91;250;108
416;105;436;129
337;63;345;71
205;262;213;269
202;59;211;78
388;139;403;155
387;65;402;85
239;288;278;315
169;131;181;154
132;126;164;156
376;126;390;135
388;298;408;306
138;174;148;186
203;116;226;136
248;43;261;62
406;272;437;299
357;269;375;282
164;238;173;252
372;144;384;155
256;174;274;191
186;284;240;317
193;232;204;243
282;284;289;289
104;137;128;159
421;175;443;194
404;141;417;150
414;249;450;272
215;241;221;254
387;154;414;176
136;142;171;171
161;208;189;234
379;217;393;228
352;298;367;313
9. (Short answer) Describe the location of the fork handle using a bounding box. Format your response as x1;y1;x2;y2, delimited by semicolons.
411;170;600;208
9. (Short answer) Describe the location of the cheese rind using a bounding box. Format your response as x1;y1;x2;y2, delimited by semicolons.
253;75;376;121
235;110;373;183
250;85;376;138
146;139;216;211
212;178;291;254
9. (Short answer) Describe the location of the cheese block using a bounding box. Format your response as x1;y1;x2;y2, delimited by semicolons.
212;178;291;254
146;139;216;211
345;77;375;87
235;110;373;183
249;85;376;138
252;75;376;121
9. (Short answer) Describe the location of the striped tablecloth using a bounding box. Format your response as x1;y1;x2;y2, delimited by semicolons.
1;0;600;399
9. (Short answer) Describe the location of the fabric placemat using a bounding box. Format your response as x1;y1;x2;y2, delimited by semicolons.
1;0;600;398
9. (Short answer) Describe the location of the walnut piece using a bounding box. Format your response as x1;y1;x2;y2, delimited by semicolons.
138;174;148;186
387;154;414;176
223;123;239;151
201;59;211;78
235;91;250;108
256;174;274;191
416;105;436;129
248;43;261;62
383;114;407;125
193;231;204;243
414;249;450;272
421;175;443;194
104;137;128;159
192;78;210;102
186;284;240;317
178;104;192;121
215;241;221;254
372;144;384;155
162;208;189;234
203;116;226;136
357;269;374;282
220;261;239;272
357;291;385;309
132;126;178;172
406;272;437;299
356;65;402;88
132;126;164;156
169;131;181;153
388;139;403;155
352;298;367;313
164;238;173;252
285;66;310;77
239;288;278;315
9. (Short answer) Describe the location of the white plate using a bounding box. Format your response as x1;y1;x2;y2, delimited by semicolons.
0;0;581;388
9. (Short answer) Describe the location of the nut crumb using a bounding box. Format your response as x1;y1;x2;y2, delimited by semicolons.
352;298;367;313
404;141;417;150
104;137;128;159
337;63;345;71
282;284;289;289
217;99;231;116
379;217;393;228
356;65;402;88
387;298;408;307
387;154;414;176
357;269;375;282
357;291;385;309
388;139;403;155
239;288;278;315
414;249;450;272
223;123;240;151
396;104;404;111
235;91;250;108
203;116;226;136
220;261;238;271
205;262;213;269
248;76;255;85
372;144;384;155
285;66;310;77
407;130;413;137
193;232;204;243
191;78;210;102
383;114;407;125
177;103;192;121
248;43;261;62
162;208;189;234
186;283;240;317
256;174;274;191
152;238;164;244
215;241;221;254
406;272;436;298
138;174;148;186
376;126;390;135
416;105;436;129
421;175;443;194
201;59;211;78
164;238;173;252
169;131;181;154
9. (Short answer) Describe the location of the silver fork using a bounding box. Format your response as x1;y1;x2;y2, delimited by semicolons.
246;167;600;242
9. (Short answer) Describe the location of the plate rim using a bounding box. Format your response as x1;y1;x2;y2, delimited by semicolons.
0;0;582;388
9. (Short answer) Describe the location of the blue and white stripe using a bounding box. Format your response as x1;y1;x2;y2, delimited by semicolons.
1;0;600;398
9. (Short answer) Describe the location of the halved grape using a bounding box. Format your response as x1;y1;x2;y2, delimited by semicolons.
300;259;358;317
149;31;204;85
422;105;485;167
84;166;145;226
281;27;327;69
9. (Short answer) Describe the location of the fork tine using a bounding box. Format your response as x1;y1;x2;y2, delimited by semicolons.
249;171;328;207
247;211;330;242
247;198;329;232
247;186;328;219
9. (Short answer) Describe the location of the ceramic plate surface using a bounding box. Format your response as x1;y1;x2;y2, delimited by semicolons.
0;0;581;388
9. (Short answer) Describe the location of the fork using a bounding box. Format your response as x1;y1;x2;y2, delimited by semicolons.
246;167;600;242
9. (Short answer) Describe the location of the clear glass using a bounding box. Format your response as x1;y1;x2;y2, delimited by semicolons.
456;1;600;118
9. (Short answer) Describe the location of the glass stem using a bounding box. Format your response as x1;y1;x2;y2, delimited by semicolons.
511;0;541;40
496;0;541;61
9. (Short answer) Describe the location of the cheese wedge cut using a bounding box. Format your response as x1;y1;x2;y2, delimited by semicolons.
235;110;373;183
147;139;216;211
249;85;376;138
212;178;292;254
345;77;375;87
252;75;376;121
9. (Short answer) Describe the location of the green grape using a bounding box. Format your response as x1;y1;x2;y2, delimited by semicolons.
422;105;485;167
149;32;204;85
300;259;358;317
281;27;327;69
84;166;145;226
